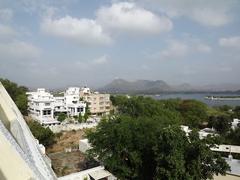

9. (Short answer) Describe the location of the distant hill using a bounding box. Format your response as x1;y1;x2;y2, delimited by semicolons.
99;79;181;94
98;79;240;94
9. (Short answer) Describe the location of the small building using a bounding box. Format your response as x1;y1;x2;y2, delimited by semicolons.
79;139;92;153
199;128;216;139
231;119;240;130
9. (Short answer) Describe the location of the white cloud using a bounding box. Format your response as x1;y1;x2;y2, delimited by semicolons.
92;55;108;65
191;8;230;27
96;2;172;34
150;40;211;59
196;43;212;53
160;41;189;58
41;16;112;45
219;36;240;49
0;8;13;22
0;24;17;38
0;41;41;60
133;0;233;27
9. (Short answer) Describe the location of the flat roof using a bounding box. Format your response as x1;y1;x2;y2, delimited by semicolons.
225;158;240;176
88;169;112;180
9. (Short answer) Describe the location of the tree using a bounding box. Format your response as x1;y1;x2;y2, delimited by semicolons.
233;106;240;118
78;114;83;123
87;115;229;180
224;127;240;145
208;115;231;135
178;100;208;128
0;78;28;115
84;103;91;121
57;113;67;122
111;96;182;125
15;94;28;115
28;121;55;147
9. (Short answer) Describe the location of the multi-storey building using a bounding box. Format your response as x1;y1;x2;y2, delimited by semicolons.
27;87;86;125
80;87;111;116
27;88;58;125
64;87;86;117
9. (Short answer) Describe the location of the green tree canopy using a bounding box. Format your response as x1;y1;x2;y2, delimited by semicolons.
110;95;182;125
178;100;208;128
87;115;229;180
224;127;240;146
28;120;55;147
208;115;231;135
0;78;28;115
57;113;67;122
233;106;240;118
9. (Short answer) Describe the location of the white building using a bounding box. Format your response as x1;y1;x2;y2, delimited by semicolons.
64;87;86;117
27;87;86;125
181;125;217;139
199;128;217;139
27;88;59;125
231;118;240;130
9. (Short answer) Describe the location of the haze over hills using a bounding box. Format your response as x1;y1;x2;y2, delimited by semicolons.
98;79;240;94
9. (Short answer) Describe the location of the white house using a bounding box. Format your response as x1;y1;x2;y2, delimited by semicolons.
27;88;59;125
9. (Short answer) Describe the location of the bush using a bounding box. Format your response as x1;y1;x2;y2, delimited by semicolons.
28;121;55;147
57;113;67;122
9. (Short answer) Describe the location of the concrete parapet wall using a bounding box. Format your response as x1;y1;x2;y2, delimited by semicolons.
49;123;98;133
0;82;57;180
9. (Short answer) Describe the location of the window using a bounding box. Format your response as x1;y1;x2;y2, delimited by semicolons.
45;103;50;106
43;110;51;115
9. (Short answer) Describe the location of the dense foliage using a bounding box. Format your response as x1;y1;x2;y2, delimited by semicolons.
178;99;208;128
87;116;229;180
28;120;55;147
87;95;230;180
111;95;208;128
208;115;231;135
0;78;28;115
57;113;67;122
233;106;240;118
224;128;240;145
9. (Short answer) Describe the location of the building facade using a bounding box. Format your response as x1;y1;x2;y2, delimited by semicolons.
27;87;86;125
64;87;86;117
27;88;58;125
80;87;111;116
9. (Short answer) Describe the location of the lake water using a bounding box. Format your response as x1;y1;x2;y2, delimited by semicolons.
148;93;240;107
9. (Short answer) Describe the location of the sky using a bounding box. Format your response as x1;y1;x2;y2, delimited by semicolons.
0;0;240;89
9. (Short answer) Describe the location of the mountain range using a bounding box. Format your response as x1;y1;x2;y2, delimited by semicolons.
98;79;240;94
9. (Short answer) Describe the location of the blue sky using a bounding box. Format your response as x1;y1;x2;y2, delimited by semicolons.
0;0;240;88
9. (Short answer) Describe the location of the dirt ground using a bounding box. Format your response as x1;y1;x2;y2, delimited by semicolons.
46;129;99;177
47;129;86;154
48;151;99;177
